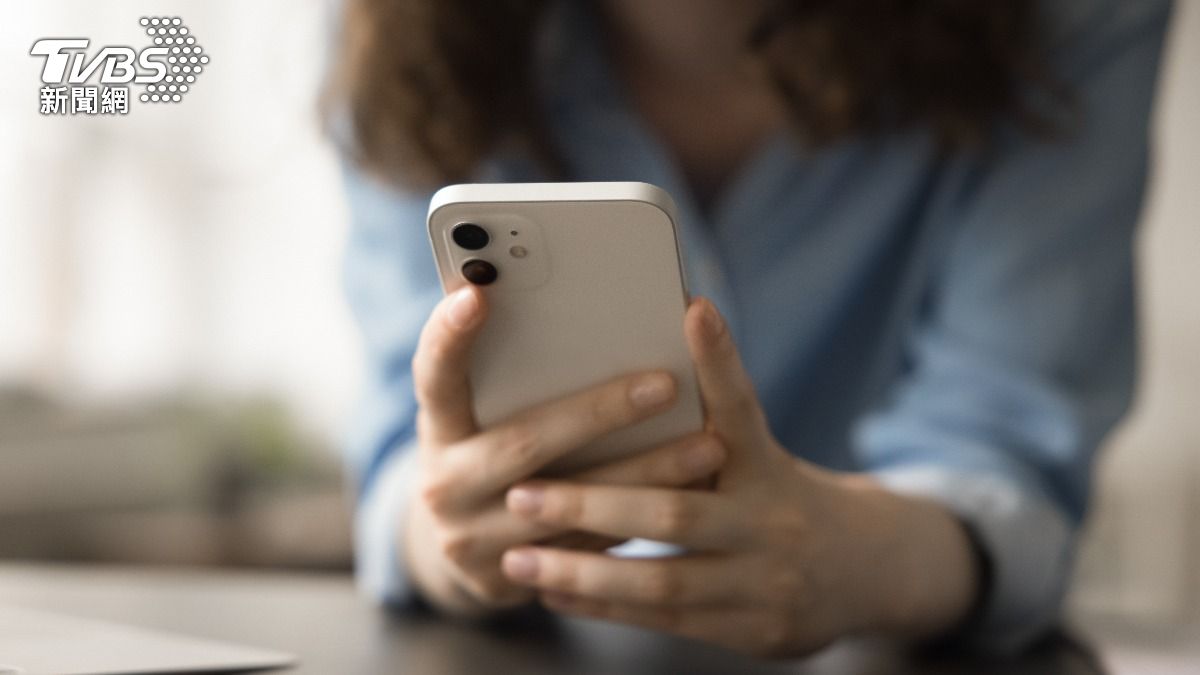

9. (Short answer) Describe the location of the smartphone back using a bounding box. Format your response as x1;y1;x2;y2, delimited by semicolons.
427;182;703;474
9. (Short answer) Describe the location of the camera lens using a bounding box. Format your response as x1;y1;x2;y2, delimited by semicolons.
461;259;498;286
452;223;489;250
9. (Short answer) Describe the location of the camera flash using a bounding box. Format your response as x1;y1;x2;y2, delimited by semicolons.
509;245;528;258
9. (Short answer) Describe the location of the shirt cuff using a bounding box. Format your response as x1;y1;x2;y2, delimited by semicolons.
871;465;1074;654
354;439;422;606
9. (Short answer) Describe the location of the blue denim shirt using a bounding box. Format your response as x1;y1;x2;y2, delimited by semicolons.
340;0;1170;652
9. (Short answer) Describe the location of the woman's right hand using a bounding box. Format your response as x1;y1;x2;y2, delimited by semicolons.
404;286;725;615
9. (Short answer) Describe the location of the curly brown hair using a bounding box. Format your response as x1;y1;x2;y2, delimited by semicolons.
324;0;1058;189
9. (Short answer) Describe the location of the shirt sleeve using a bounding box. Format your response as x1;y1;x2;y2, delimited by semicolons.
340;163;440;606
854;0;1171;652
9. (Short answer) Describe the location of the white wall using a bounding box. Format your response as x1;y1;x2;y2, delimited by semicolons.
1070;0;1200;622
0;0;361;441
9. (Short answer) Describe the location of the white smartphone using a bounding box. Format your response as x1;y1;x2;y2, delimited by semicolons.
427;181;704;474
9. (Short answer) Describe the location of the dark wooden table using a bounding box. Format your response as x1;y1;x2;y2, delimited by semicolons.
0;563;1183;674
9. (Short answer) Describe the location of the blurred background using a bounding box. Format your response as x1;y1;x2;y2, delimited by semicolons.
1;1;359;571
0;0;1197;645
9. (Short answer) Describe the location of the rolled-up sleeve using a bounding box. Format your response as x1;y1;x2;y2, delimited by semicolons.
341;164;439;606
855;0;1171;652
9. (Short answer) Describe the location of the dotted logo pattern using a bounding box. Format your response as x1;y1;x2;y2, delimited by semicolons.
138;17;208;104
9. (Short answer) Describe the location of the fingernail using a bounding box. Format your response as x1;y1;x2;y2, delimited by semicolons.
682;438;722;474
702;300;726;338
446;288;479;330
629;373;675;409
502;549;539;582
507;485;544;516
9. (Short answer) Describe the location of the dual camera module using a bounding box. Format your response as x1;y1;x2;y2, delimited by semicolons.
452;223;499;285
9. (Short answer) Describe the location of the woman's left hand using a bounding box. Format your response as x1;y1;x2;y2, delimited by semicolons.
500;298;980;657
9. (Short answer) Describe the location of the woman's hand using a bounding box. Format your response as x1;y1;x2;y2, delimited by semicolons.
499;298;981;656
405;287;727;616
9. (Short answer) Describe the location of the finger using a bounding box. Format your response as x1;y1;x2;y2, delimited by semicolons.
570;432;725;488
412;286;487;447
501;548;741;606
447;565;535;610
430;503;560;568
436;371;679;506
539;594;779;654
427;499;627;576
417;505;537;609
506;483;739;549
537;531;625;552
683;298;769;450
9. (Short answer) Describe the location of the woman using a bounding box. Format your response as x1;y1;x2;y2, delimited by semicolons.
325;0;1170;656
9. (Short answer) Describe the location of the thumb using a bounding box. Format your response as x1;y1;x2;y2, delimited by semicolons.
683;298;773;464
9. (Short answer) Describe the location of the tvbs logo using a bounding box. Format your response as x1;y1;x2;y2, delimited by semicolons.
31;17;208;115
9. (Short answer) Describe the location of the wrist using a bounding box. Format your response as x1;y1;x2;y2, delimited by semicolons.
835;474;980;638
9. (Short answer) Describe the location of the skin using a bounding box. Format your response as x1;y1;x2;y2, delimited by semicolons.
501;299;979;656
597;0;790;204
404;286;727;615
405;288;978;655
402;0;979;655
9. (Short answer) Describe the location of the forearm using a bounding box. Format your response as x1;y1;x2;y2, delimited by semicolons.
839;474;980;640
